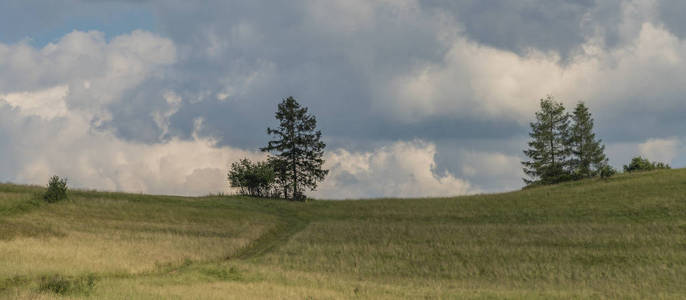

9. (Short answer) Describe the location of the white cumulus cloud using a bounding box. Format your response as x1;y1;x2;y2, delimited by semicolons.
0;85;267;196
0;31;267;196
383;2;686;126
312;140;474;199
638;137;680;164
0;85;69;120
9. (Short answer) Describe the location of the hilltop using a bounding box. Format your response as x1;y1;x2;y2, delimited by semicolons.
1;169;686;299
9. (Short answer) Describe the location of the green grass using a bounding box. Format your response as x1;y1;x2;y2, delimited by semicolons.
1;169;686;298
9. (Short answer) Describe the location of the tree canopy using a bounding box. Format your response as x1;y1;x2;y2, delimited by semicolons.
569;102;607;178
522;96;571;184
228;158;276;198
261;96;328;200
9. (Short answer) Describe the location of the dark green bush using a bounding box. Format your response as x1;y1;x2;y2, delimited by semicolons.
654;162;671;169
599;165;617;179
44;176;68;203
623;156;671;173
228;158;276;197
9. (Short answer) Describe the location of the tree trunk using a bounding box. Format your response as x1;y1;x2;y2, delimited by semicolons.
549;112;555;171
292;153;297;200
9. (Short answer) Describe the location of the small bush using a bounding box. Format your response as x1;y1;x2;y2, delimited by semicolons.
599;165;617;179
623;156;671;173
654;162;671;169
38;274;96;295
43;176;68;203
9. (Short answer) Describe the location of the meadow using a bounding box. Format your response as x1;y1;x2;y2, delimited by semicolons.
1;169;686;299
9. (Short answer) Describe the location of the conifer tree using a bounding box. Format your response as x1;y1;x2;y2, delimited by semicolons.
569;102;607;178
261;97;328;200
522;96;571;184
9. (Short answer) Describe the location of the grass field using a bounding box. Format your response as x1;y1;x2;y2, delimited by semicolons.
1;169;686;299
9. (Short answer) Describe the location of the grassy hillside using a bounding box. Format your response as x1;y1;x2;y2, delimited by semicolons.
1;169;686;299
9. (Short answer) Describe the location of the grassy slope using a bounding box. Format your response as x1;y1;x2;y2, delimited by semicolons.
1;169;686;299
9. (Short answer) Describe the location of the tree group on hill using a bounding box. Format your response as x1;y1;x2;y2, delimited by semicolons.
228;96;328;201
522;96;610;185
623;156;671;172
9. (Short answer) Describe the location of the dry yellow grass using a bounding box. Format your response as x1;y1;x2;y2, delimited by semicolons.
0;190;276;280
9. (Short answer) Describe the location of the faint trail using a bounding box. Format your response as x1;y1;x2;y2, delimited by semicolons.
229;206;310;260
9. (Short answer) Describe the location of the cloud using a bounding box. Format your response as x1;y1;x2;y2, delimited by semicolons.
140;1;686;146
0;30;176;133
152;91;183;139
0;83;477;198
313;140;473;199
139;0;686;147
385;18;686;128
457;150;523;190
638;138;680;164
0;27;481;199
383;36;562;123
0;84;266;196
3;1;686;198
0;30;263;196
0;85;69;120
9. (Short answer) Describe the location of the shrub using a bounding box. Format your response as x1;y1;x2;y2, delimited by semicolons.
654;162;671;169
599;165;617;179
44;176;68;203
228;158;276;197
623;156;671;173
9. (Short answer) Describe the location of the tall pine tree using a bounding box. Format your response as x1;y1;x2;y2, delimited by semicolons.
261;97;328;200
569;102;607;178
522;96;571;184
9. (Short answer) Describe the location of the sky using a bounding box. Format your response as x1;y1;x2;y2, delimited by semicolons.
1;0;686;199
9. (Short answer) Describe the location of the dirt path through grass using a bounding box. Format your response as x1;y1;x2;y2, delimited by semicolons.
231;205;310;260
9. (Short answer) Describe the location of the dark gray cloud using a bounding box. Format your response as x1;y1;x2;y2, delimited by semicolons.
658;0;686;39
421;0;597;57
